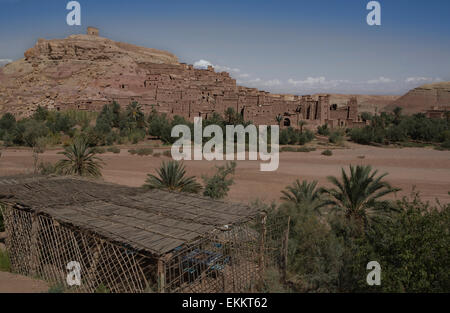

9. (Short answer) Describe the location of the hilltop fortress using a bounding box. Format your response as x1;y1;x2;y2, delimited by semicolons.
0;28;363;128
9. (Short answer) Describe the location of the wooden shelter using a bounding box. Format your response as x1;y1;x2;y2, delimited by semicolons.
0;175;285;293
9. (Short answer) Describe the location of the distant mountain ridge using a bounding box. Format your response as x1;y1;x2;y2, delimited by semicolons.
385;82;450;114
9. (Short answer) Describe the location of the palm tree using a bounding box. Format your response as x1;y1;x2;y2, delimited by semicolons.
320;165;400;224
55;137;104;177
393;106;403;125
144;160;202;193
275;114;283;127
298;120;307;134
126;101;145;127
281;179;327;214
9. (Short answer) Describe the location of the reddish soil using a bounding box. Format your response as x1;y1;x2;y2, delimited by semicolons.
1;143;449;205
0;271;48;293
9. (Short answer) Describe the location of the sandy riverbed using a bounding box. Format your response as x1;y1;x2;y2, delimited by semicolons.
1;143;449;205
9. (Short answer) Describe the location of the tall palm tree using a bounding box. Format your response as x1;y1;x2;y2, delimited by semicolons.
298;120;307;134
275;114;283;127
320;165;400;223
126;101;145;127
144;160;202;193
55;137;104;177
281;179;327;214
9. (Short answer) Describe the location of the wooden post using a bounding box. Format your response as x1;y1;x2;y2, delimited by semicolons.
283;216;291;282
157;258;166;293
258;212;267;288
29;212;40;277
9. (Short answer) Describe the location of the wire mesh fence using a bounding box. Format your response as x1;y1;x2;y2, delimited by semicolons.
1;204;289;293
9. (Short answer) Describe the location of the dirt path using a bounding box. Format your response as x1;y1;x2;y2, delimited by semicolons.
0;271;48;293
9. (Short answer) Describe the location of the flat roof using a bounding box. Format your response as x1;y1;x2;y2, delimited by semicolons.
0;175;259;256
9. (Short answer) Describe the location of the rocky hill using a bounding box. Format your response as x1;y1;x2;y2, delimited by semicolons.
385;82;450;114
0;30;178;116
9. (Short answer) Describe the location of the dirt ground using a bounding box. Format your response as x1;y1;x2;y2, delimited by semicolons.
0;271;49;293
1;143;449;205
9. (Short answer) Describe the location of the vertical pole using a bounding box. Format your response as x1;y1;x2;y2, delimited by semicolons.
258;212;267;289
157;258;166;293
29;212;39;277
283;216;291;282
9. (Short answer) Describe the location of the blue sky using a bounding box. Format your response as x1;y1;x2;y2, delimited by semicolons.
0;0;449;95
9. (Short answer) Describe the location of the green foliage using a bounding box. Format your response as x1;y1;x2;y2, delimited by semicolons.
107;146;121;154
95;284;110;293
47;283;65;293
202;161;236;199
0;113;16;130
0;250;11;272
280;127;314;145
328;130;344;144
360;112;373;122
37;161;58;175
350;112;450;146
317;124;330;136
320;165;399;227
143;160;202;193
281;180;327;214
321;149;332;156
135;147;153;156
55;136;104;177
275;205;343;292
338;194;450;292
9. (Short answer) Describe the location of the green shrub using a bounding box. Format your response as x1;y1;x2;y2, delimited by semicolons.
321;149;333;156
38;162;58;175
281;146;297;152
329;131;344;144
297;147;315;152
136;147;153;156
107;146;120;154
202;161;236;200
162;150;171;157
47;283;65;293
95;284;110;293
0;250;11;272
317;124;330;136
441;139;450;150
92;146;106;154
128;149;137;155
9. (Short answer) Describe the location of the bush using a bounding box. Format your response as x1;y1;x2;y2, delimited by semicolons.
162;150;171;157
281;146;297;152
329;131;344;144
136;148;153;156
107;146;120;154
202;161;236;200
153;152;161;157
317;124;330;136
297;147;315;152
128;149;137;155
92;147;106;154
441;140;450;150
38;162;58;175
322;149;333;156
0;250;11;272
